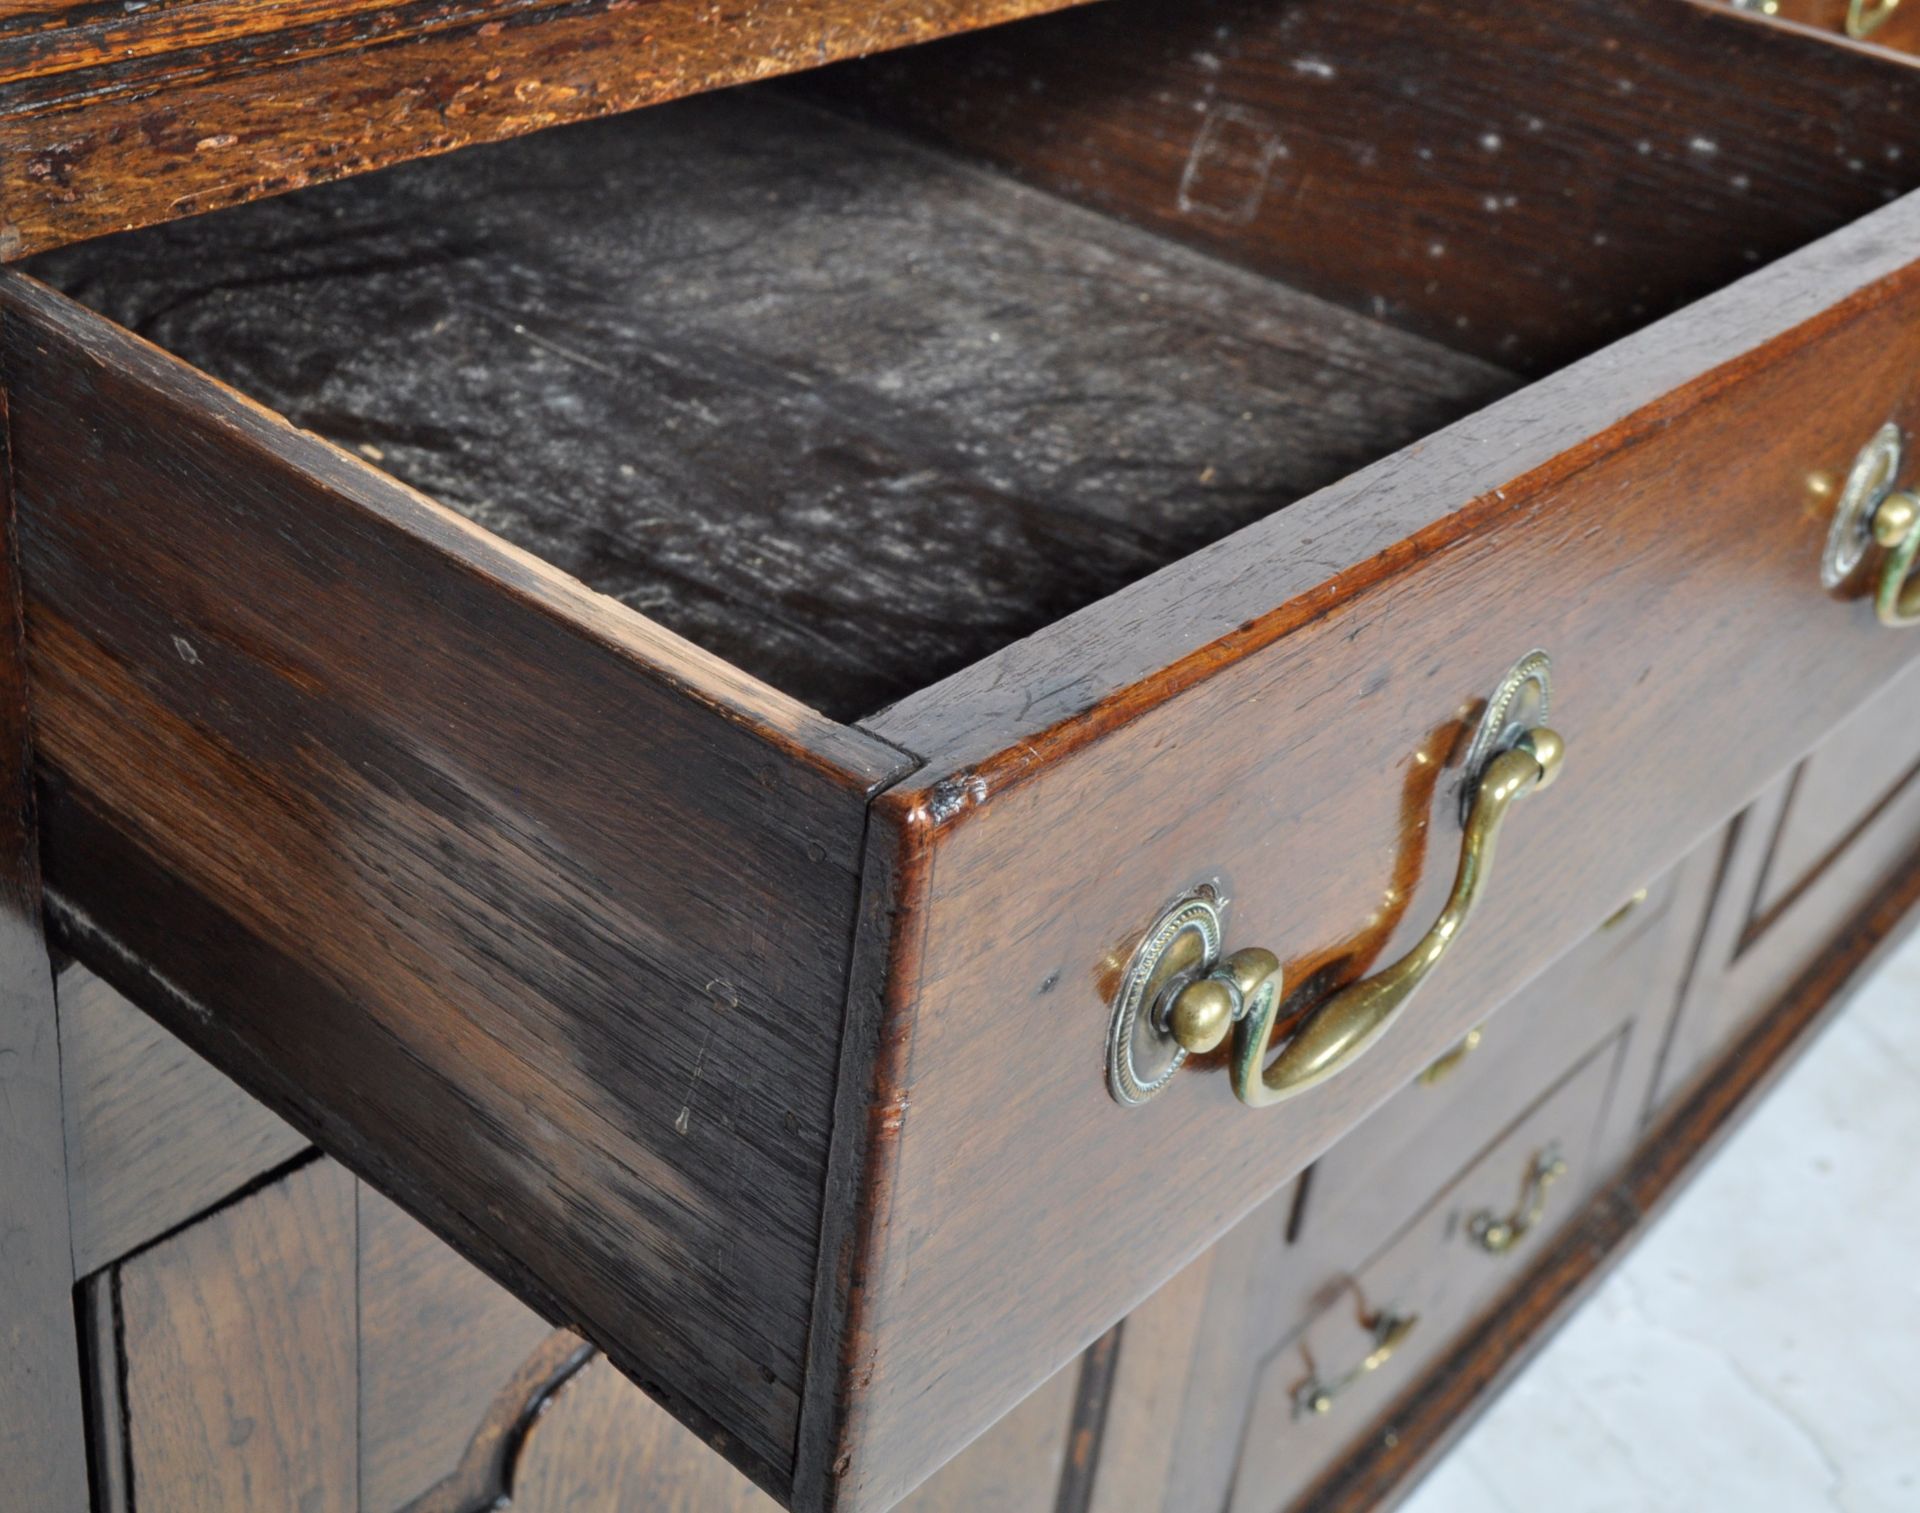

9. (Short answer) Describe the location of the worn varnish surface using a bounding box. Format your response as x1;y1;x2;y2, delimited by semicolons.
0;0;1100;259
2;268;908;1495
0;348;88;1511
59;961;310;1275
825;194;1920;1508
25;91;1511;722
822;0;1920;371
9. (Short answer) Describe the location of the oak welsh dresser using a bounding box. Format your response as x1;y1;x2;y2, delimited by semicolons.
3;2;1919;1510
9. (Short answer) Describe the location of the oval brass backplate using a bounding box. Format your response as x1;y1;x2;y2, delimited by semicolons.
1105;892;1223;1106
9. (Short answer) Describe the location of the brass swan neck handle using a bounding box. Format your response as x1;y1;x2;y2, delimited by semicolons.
1101;651;1565;1112
1158;728;1564;1110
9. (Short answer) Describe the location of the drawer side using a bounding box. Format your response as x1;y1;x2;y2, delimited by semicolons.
0;272;911;1497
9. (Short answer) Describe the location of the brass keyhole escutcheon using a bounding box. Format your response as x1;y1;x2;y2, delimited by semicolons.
1105;652;1566;1108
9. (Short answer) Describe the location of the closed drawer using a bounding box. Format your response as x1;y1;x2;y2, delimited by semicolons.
1228;1042;1618;1513
12;5;1920;1507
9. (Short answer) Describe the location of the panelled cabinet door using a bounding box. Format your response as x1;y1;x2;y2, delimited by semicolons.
87;1163;1085;1512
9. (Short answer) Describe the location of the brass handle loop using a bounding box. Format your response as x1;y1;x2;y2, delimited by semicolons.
1822;422;1920;628
1103;653;1564;1110
1468;1144;1568;1256
1292;1312;1419;1420
1848;0;1901;38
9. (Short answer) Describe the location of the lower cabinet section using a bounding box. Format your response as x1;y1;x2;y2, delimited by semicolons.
84;1163;1083;1513
66;685;1920;1513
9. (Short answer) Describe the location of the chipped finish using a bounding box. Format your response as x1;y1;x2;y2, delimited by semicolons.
0;0;1103;259
24;91;1512;723
820;0;1920;370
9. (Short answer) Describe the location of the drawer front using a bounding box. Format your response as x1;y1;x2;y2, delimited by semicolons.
1228;1042;1618;1513
88;1151;1085;1512
842;194;1920;1502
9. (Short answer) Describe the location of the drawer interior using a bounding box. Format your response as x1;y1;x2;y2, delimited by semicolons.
31;0;1920;724
22;89;1510;723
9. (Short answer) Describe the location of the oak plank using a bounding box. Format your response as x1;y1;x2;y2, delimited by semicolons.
118;1159;358;1513
0;0;1102;259
820;0;1920;371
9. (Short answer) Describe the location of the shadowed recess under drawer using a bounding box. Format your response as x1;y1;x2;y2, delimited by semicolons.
23;90;1513;722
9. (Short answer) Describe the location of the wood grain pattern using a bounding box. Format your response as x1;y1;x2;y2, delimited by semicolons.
0;0;1100;259
118;1158;358;1513
0;268;909;1496
819;0;1920;371
60;961;310;1275
832;190;1920;1510
23;91;1511;722
0;359;89;1510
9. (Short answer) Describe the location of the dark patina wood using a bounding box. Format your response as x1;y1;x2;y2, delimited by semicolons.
818;0;1920;370
0;0;1099;260
828;192;1920;1508
0;269;910;1497
0;351;89;1512
23;91;1511;722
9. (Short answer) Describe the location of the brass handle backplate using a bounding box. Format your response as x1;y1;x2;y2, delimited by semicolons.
1822;422;1920;628
1467;1144;1568;1255
1106;652;1565;1108
1292;1311;1418;1420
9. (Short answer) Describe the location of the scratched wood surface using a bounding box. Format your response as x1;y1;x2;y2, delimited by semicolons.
23;90;1512;721
0;0;1100;259
1;264;911;1496
823;191;1920;1510
818;0;1920;371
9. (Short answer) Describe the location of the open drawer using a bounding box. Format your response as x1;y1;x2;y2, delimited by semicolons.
10;2;1920;1509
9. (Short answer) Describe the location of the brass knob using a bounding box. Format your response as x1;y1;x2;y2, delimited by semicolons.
1822;423;1920;628
1168;948;1282;1055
